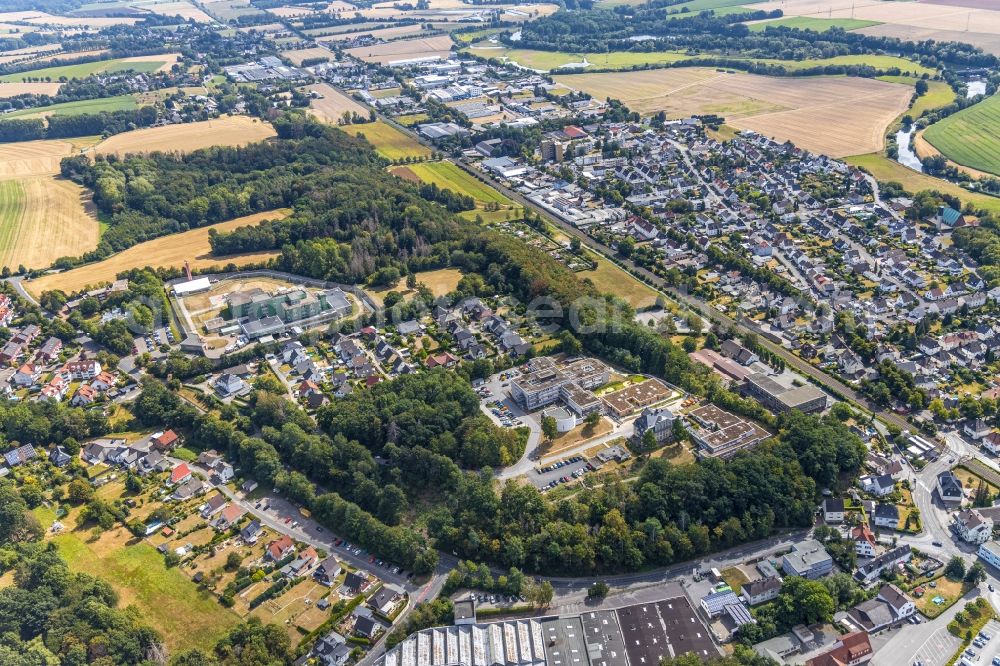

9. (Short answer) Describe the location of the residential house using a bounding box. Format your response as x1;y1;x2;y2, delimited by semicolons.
823;498;845;524
61;359;101;381
314;556;343;586
12;363;39;387
199;494;227;518
212;504;246;531
852;524;878;558
171;478;205;501
3;444;36;467
965;418;992;441
845;584;914;633
266;535;295;562
310;631;352;666
353;614;380;640
214;373;246;397
240;519;263;544
804;632;872;666
860;474;895;498
873;504;899;529
151;430;179;451
167;463;192;486
855;545;912;585
741;577;782;606
937;471;964;506
343;570;374;596
48;445;71;467
953;509;993;545
35;337;62;363
369;585;405;617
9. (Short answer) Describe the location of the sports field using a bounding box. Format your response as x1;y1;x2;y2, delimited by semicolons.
26;209;290;297
922;94;1000;177
747;16;880;31
392;161;512;205
4;94;138;119
0;54;178;82
558;67;911;156
844;153;1000;215
0;176;99;270
94;115;275;156
353;120;432;160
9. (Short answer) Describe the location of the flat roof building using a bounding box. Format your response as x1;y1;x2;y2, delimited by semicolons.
741;373;828;414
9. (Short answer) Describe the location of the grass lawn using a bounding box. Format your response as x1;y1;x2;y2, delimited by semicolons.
351;120;431;160
745;54;935;76
666;0;762;11
844;153;1000;215
368;267;464;305
923;93;1000;177
748;17;880;32
540;419;614;460
578;250;662;310
52;528;240;652
885;79;956;129
4;94;139;118
914;576;967;618
0;180;25;262
0;57;169;83
402;161;514;205
458;208;521;224
720;566;750;592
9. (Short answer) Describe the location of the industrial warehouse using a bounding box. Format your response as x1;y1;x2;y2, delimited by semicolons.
376;595;718;666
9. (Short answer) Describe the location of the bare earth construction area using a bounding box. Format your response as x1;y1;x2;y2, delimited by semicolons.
556;67;912;157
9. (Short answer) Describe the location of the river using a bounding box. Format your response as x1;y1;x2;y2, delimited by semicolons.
895;128;923;172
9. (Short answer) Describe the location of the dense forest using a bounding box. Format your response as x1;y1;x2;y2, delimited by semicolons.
58;115;475;280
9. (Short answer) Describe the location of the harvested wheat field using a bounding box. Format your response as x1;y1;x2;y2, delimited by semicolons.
305;82;368;122
143;1;216;22
24;13;141;26
324;23;425;42
281;46;333;65
0;176;99;270
856;23;1000;56
94;116;275;156
757;0;1000;54
26;209;290;297
0;82;63;97
0;139;81;177
0;43;62;65
347;35;454;64
558;67;911;156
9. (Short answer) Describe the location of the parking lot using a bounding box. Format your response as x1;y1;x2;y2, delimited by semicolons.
956;620;1000;666
532;454;594;491
476;371;530;430
133;326;175;357
905;623;970;666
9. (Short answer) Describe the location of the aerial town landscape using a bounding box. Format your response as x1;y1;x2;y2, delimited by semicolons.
4;0;1000;666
